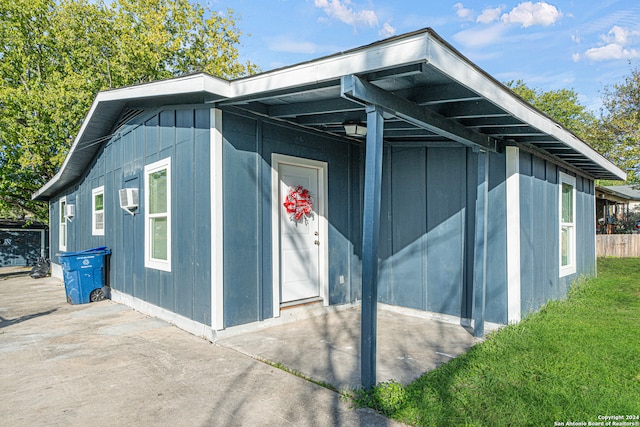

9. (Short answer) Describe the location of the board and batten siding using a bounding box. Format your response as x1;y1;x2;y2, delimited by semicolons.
220;110;362;328
50;107;212;325
378;147;508;324
220;109;512;328
518;150;596;317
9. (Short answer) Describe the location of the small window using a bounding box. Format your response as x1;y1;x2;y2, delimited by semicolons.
92;186;105;236
559;172;576;277
144;158;171;271
59;197;67;251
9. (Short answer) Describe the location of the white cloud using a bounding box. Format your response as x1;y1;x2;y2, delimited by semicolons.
314;0;378;28
453;24;506;48
454;3;474;21
583;44;640;61
602;25;640;46
266;36;326;55
477;7;502;24
575;25;640;62
379;22;396;38
501;2;562;28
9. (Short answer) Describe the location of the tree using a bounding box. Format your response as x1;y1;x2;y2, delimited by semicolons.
596;66;640;183
0;0;258;222
506;80;599;142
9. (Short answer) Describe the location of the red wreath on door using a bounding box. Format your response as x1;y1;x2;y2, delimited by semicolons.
283;185;313;223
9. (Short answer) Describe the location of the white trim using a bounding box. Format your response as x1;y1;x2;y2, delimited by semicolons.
51;262;63;279
559;171;577;277
59;196;67;251
144;158;172;272
271;154;329;318
379;303;503;334
506;147;521;323
211;109;224;330
111;289;215;342
91;186;105;236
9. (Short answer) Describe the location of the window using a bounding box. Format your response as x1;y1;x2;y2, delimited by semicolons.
144;158;171;271
559;172;576;277
92;186;105;236
59;197;67;251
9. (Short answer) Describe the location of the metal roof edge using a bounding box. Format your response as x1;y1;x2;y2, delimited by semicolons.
598;185;640;201
422;33;626;181
229;29;434;98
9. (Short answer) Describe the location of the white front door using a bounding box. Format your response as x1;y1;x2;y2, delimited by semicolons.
279;163;320;303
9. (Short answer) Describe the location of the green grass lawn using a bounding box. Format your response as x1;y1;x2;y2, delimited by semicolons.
354;258;640;426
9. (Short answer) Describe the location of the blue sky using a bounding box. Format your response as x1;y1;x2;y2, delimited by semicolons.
213;0;640;112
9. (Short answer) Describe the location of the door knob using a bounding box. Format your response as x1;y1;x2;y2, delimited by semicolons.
314;240;320;246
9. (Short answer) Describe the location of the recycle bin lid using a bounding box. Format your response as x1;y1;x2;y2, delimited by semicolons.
57;247;110;257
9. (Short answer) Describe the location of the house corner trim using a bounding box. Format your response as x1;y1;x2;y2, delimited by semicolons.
211;108;224;330
506;146;522;323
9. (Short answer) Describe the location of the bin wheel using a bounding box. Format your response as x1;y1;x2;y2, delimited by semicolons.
90;288;105;302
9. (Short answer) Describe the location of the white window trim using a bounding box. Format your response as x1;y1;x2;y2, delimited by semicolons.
59;196;67;251
92;186;105;236
559;172;577;277
144;158;171;272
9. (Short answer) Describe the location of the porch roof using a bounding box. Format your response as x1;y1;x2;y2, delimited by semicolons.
33;27;625;201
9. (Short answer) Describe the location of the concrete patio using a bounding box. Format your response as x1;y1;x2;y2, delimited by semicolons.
216;303;482;391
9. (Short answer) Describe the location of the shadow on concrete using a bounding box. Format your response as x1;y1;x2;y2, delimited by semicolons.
217;303;480;391
0;270;31;279
0;309;58;329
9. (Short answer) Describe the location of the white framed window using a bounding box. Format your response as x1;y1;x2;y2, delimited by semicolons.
59;197;67;251
559;172;576;277
92;186;105;236
144;158;171;271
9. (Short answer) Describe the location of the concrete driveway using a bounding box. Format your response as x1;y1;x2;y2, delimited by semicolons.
1;268;480;426
0;270;401;426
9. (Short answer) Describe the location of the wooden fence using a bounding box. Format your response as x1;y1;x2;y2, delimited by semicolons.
596;234;640;257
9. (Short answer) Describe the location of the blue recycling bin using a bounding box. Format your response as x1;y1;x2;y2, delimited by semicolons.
58;247;111;304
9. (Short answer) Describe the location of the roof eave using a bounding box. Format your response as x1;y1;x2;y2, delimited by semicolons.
33;74;231;201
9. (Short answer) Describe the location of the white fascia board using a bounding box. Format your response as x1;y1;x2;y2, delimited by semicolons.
424;36;626;181
97;73;230;102
230;34;430;97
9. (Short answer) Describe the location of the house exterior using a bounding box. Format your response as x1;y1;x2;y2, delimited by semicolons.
34;29;624;384
0;219;48;267
596;185;640;234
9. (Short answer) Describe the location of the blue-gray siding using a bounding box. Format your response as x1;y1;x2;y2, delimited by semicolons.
47;105;597;330
50;107;212;325
519;150;595;316
221;111;362;327
378;147;507;324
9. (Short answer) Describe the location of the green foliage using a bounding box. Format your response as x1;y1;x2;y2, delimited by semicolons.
353;258;640;426
506;79;598;142
597;66;640;183
0;0;257;222
352;380;408;416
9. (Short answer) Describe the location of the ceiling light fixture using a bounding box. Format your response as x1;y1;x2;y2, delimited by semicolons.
343;120;367;137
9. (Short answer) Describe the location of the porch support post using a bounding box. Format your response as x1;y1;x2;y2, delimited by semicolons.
361;104;384;390
473;150;489;338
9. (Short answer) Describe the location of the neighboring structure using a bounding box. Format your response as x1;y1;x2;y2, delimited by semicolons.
0;220;48;267
596;185;640;234
34;29;624;386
